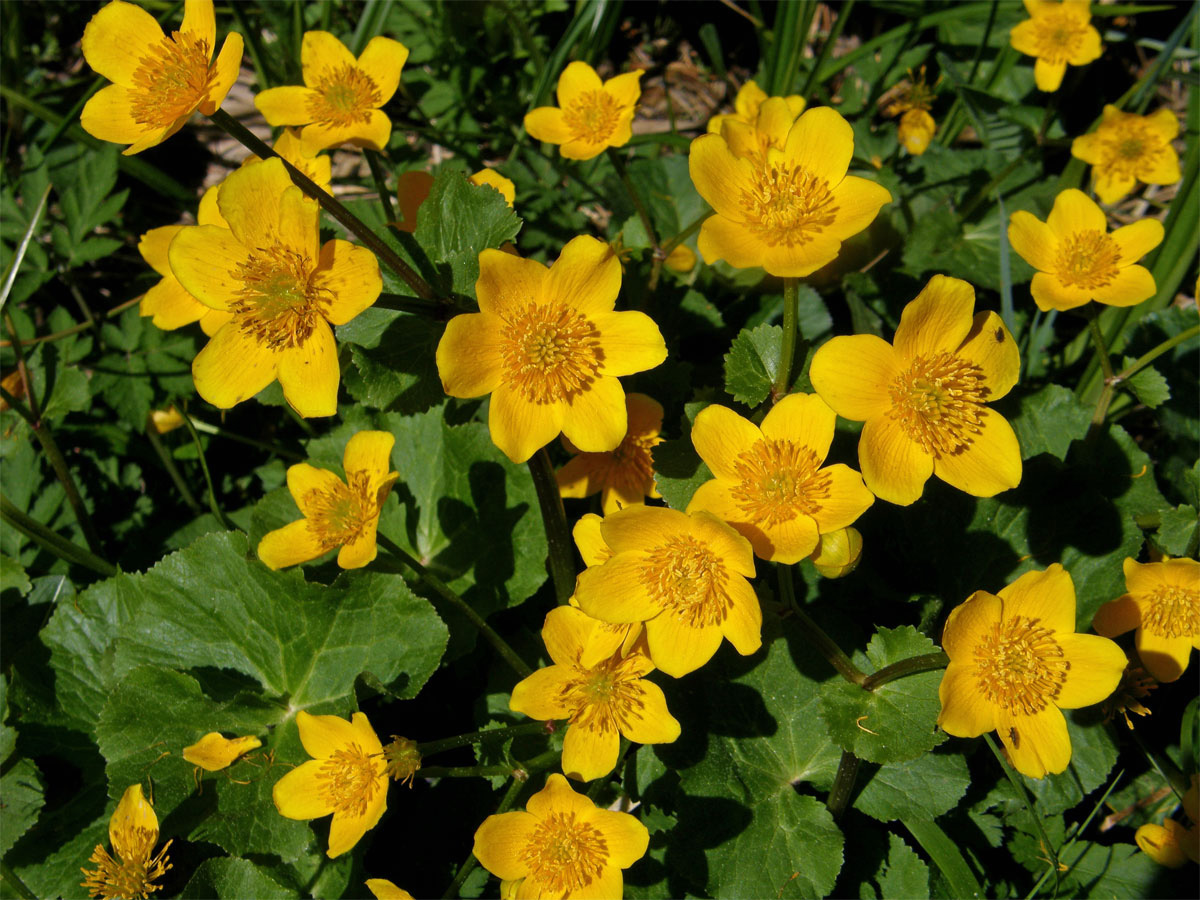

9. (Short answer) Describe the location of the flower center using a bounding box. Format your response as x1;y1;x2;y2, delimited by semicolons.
973;616;1068;714
741;163;839;247
729;438;830;527
562;656;648;735
231;246;330;351
1096;120;1165;178
307;64;382;126
1033;10;1090;63
1054;229;1121;290
888;352;987;456
81;836;172;900
317;742;382;817
563;90;622;144
128;32;214;128
593;430;660;499
304;472;380;551
1141;584;1199;639
521;811;609;894
499;302;603;403
639;535;730;627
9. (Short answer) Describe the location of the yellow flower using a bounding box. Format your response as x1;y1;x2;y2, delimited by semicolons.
569;514;643;668
511;606;680;781
182;732;262;771
366;879;414;899
472;773;649;899
255;31;408;154
247;128;334;194
574;506;759;677
80;0;242;155
1071;105;1181;204
395;168;516;233
524;61;643;160
1093;557;1199;684
1009;0;1102;92
273;710;388;858
148;406;186;435
809;275;1022;506
713;96;807;166
688;106;892;277
809;525;863;579
707;80;805;137
687;394;874;564
169;157;382;416
898;109;936;155
258;430;398;570
1136;819;1195;868
663;244;697;273
80;784;172;900
938;565;1126;779
436;236;667;464
556;392;663;514
1008;189;1163;312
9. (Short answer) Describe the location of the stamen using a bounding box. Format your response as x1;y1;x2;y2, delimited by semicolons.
730;439;830;527
316;742;382;817
499;302;603;404
521;811;609;893
563;90;622;144
231;246;330;351
81;838;172;900
973;616;1069;715
589;430;659;499
307;64;382;127
1054;230;1121;290
888;352;988;456
128;32;214;128
1141;585;1199;639
1031;10;1091;64
740;163;839;247
303;472;380;551
1093;119;1166;179
639;535;730;627
560;655;649;735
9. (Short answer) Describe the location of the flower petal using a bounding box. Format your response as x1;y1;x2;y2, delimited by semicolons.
1091;168;1137;206
858;414;932;506
1047;188;1106;236
1030;271;1092;312
556;61;603;108
933;408;1022;498
545;236;621;316
1008;18;1040;57
80;84;147;146
997;564;1076;635
141;276;207;330
688;134;754;219
489;383;565;464
761;392;836;458
956;311;1021;400
277;321;339;418
575;553;660;623
591;808;650;869
524;106;572;144
273;758;335;819
257;519;328;570
810;464;874;533
697;214;767;269
472;811;536;881
691;404;762;481
1092;265;1157;307
1007;210;1058;272
996;704;1071;779
138;225;180;277
475;249;548;316
602;506;691;555
893;275;976;363
82;0;164;84
198;33;243;115
337;525;380;569
256;86;322;127
1136;629;1193;683
168;225;251;311
510;665;575;721
562;722;620;781
937;662;997;737
180;0;215;46
301;30;357;87
343;430;395;479
1034;58;1067;93
315;240;383;324
1053;633;1128;708
572;513;611;568
824;175;892;242
301;109;392;154
555;453;604;499
721;574;764;657
437;313;503;398
541;605;594;667
1110;219;1164;266
1066;24;1102;65
296;709;365;758
809;335;899;422
1091;594;1140;638
593;311;667;378
192;324;280;410
287;462;343;514
526;772;595;819
941;590;1003;661
357;36;408;105
217;157;296;249
327;786;386;857
603;70;643;111
562;376;627;453
646;615;724;677
621;680;681;744
690;510;756;577
761;230;843;278
783;106;854;185
757;512;820;564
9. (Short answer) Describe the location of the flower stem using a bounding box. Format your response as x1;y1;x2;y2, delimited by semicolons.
144;420;202;514
417;722;551;757
178;409;238;532
364;149;397;223
0;297;140;349
206;109;437;302
826;750;860;819
528;447;577;605
862;651;949;691
778;564;867;686
1116;323;1199;381
376;533;534;679
0;495;116;578
418;765;521;778
1085;308;1116;435
659;213;706;256
984;733;1060;880
771;277;801;403
0;862;36;900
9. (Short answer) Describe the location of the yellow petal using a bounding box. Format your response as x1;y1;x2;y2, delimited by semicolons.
1136;629;1193;683
1053;633;1127;708
300;109;392;154
1046;189;1106;237
937;662;997;737
575;553;660;624
511;665;575;720
545;236;622;316
996;704;1071;778
219;160;315;253
192;323;281;409
590;808;650;870
956;311;1021;400
997;564;1076;635
697;214;767;269
80;84;147;145
257;519;329;570
436;313;503;399
196;185;227;229
562;722;621;781
343;430;395;479
199;33;244;116
893;275;976;364
562;376;627;453
1066;24;1102;66
783;106;854;186
473;811;537;881
488;383;565;464
941;590;1003;660
933;409;1023;498
314;240;382;325
620;680;681;744
690;403;761;481
755;97;799;150
1135;821;1189;869
646;614;724;677
1008;19;1040;57
541;606;595;667
524;107;572;145
762;229;843;278
1092;168;1137;205
761;392;836;458
688;134;754;220
273;758;335;819
572;513;611;568
366;879;415;900
721;572;764;656
603;70;643;111
109;784;159;854
256;86;322;127
183;732;262;771
689;510;756;577
858;414;932;506
1070;130;1102;165
824;175;892;242
277;321;340;418
168;224;251;311
556;61;603;108
759;509;821;564
301;30;357;87
180;0;215;47
141;277;207;330
327;785;386;857
1034;58;1067;93
475;248;548;316
593;310;668;377
1031;271;1092;312
138;225;180;277
337;525;380;569
687;479;768;557
809;334;899;422
287;462;343;514
1007;210;1058;272
809;464;874;533
526;772;595;819
1110;219;1164;266
1091;593;1140;638
200;308;233;336
82;0;164;84
1092;265;1157;307
357;36;408;105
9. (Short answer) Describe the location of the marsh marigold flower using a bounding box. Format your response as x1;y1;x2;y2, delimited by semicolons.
810;275;1022;506
525;62;642;161
1009;189;1163;312
255;31;408;153
436;236;667;464
569;513;643;668
711;95;806;166
511;606;680;781
1009;0;1101;93
81;784;172;900
169;157;381;416
473;773;649;899
182;732;262;771
258;430;398;570
556;392;663;514
1093;557;1199;684
689;106;891;276
273;710;388;857
1136;819;1195;868
80;0;242;155
687;394;874;564
366;880;415;900
574;506;759;677
938;565;1126;779
1071;105;1181;204
707;80;805;137
898;109;936;155
809;526;863;579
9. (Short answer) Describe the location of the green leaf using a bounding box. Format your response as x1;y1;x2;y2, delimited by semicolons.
875;833;931;900
1009;384;1092;461
0;758;45;856
180;858;299;899
337;308;446;414
1121;358;1170;409
413;169;522;298
651;436;711;511
0;553;31;597
1022;710;1119;815
819;627;946;764
1058;841;1162;898
724;323;782;407
853;751;970;822
1155;504;1198;556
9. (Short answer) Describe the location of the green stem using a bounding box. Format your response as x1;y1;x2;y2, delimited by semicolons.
178;410;237;532
0;861;37;900
374;292;451;318
206;109;437;302
826;750;860;819
144;421;202;514
659;213;706;256
443;773;526;900
419;765;519;778
606;148;658;249
778;564;867;685
984;733;1060;882
771;278;801;403
862;651;949;691
377;534;534;678
1116;323;1199;381
528;448;577;606
417;722;551;757
0;297;140;348
1085;309;1117;435
364;149;398;223
801;0;855;97
0;495;117;578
